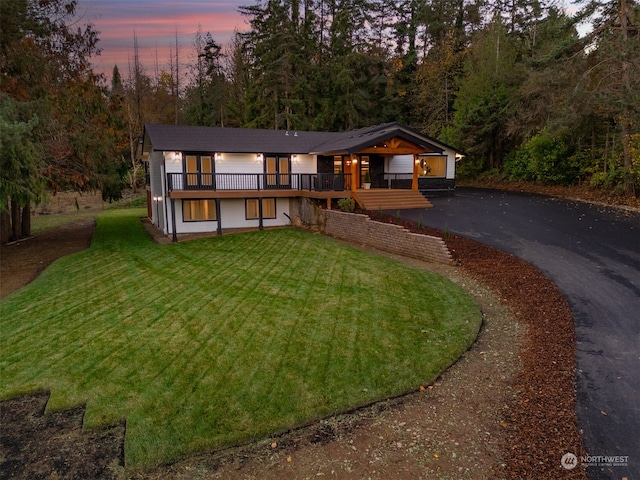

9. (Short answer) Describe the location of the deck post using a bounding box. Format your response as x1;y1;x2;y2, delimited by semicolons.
170;198;177;242
215;199;222;236
350;155;358;191
412;154;420;191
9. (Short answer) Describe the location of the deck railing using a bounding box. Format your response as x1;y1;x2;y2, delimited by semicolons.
167;173;352;192
383;173;413;189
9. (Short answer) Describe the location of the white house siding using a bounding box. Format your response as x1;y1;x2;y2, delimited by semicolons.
148;151;166;231
388;153;455;179
220;198;290;229
164;151;183;173
215;153;262;174
444;148;456;179
387;155;414;174
291;154;316;174
171;198;291;234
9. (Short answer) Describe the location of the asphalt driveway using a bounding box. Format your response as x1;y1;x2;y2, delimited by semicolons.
399;188;639;480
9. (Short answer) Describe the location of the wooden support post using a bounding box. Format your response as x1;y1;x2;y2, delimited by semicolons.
350;155;358;190
412;154;420;191
327;197;331;209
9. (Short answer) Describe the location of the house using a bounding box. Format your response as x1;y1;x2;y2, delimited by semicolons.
138;122;462;241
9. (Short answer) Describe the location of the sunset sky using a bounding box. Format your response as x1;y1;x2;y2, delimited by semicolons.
83;0;248;79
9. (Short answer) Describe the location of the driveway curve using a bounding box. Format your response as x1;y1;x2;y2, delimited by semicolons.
399;187;639;480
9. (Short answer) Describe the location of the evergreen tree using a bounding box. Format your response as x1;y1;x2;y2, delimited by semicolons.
450;18;522;169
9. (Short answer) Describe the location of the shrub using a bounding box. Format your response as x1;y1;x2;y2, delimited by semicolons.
337;197;355;212
504;130;574;184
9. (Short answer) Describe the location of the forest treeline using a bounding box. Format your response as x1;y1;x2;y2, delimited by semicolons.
1;0;639;243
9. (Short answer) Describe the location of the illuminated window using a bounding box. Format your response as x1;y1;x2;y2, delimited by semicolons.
419;156;446;177
246;198;276;219
183;199;217;221
333;156;343;174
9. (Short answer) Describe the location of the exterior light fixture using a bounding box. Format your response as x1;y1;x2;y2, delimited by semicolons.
215;152;222;161
257;153;264;162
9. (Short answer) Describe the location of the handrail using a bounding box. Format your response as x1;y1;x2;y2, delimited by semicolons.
166;173;352;192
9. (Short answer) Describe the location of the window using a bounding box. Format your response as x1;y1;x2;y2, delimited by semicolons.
333;156;343;174
265;155;290;188
246;198;276;219
184;153;214;188
419;156;446;177
183;199;217;221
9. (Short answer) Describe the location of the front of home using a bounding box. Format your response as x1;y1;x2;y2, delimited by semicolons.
138;122;462;240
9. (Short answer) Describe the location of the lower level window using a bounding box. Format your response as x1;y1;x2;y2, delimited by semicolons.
183;199;217;221
246;198;276;219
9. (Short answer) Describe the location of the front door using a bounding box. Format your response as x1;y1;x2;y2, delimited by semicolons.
265;155;290;189
369;155;384;188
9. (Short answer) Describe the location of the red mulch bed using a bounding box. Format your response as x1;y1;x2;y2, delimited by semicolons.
367;211;587;478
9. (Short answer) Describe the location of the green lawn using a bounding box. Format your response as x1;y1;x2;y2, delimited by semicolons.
0;209;482;467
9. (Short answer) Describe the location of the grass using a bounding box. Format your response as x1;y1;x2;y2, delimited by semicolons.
0;208;482;467
30;191;146;233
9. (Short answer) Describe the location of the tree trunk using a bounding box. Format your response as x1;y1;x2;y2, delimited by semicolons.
10;199;21;242
619;0;635;196
21;201;31;238
1;206;11;244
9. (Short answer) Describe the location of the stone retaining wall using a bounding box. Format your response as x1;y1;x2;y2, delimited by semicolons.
324;210;452;265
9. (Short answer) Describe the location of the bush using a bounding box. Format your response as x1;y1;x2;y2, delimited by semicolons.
504;131;574;184
337;197;355;212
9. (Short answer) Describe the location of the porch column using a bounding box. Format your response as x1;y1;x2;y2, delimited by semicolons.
412;154;420;191
350;154;358;191
258;198;264;231
215;199;222;236
170;198;177;242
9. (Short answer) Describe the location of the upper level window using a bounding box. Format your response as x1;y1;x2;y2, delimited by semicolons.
184;154;214;187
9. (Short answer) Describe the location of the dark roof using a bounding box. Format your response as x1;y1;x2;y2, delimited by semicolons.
309;122;445;155
143;124;336;154
142;122;459;156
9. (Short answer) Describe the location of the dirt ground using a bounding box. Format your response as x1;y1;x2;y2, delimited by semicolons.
0;188;592;479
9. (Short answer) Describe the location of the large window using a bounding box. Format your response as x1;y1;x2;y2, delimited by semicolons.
184;154;214;188
419;156;446;177
265;156;290;188
183;199;217;221
246;198;276;219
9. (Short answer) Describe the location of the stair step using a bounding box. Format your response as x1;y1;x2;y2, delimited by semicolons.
353;189;432;210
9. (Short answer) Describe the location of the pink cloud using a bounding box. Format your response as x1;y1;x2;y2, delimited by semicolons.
84;1;248;78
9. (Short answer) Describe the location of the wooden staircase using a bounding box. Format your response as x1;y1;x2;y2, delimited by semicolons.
352;189;433;210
